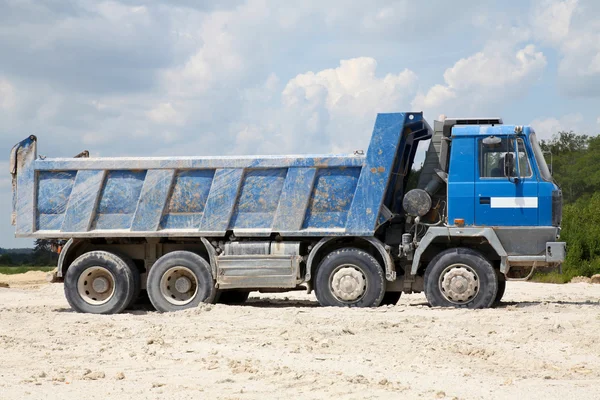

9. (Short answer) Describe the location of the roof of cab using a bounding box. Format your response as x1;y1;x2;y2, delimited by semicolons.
451;124;526;137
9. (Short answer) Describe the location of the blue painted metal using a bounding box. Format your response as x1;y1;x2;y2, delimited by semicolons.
132;169;175;232
447;136;476;226
199;168;244;233
447;124;555;227
61;170;105;232
346;113;409;233
9;112;432;238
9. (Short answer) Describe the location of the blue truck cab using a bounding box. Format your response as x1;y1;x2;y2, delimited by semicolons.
10;113;565;313
447;124;560;227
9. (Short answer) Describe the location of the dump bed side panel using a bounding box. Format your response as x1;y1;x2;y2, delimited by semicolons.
12;112;423;238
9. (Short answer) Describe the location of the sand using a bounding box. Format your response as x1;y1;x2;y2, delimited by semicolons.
1;278;600;400
0;270;49;289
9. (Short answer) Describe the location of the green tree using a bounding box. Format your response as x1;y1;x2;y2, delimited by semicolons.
0;254;15;266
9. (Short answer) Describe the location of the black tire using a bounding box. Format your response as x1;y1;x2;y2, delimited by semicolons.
64;251;136;314
147;251;217;312
217;290;251;305
314;248;385;307
493;272;506;306
119;255;142;309
424;248;498;309
380;291;402;306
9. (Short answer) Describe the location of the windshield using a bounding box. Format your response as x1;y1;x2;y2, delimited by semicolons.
530;132;552;182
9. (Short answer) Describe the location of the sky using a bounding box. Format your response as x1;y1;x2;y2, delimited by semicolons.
0;0;599;248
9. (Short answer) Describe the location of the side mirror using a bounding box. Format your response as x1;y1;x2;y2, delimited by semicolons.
503;153;515;177
503;153;520;183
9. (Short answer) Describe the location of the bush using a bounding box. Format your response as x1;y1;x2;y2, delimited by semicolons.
559;193;600;281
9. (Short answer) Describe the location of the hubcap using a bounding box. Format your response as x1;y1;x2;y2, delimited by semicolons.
92;277;110;294
77;267;116;305
439;264;480;304
330;265;367;302
174;276;192;293
160;267;199;306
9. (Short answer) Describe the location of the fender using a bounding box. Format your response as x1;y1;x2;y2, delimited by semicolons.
58;237;220;278
410;226;508;275
306;236;396;282
57;238;80;277
200;237;219;278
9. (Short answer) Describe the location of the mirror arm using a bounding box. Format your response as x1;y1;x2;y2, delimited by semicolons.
513;137;520;184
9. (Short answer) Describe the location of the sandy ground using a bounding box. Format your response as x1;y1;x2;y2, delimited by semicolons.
1;276;600;400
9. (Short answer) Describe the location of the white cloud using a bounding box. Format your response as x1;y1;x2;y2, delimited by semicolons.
531;0;578;45
0;78;16;110
530;113;584;140
531;0;600;96
146;102;185;126
412;45;546;115
231;57;418;155
282;57;417;116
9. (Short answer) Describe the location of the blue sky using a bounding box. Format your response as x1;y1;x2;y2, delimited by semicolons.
0;0;599;248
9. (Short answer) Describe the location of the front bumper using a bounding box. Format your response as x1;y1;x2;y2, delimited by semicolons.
546;241;566;263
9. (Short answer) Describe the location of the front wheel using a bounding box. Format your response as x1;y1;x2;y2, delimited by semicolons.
314;248;385;308
424;248;498;309
493;271;506;306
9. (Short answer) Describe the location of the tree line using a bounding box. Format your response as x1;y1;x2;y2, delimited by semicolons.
0;239;61;267
540;131;600;281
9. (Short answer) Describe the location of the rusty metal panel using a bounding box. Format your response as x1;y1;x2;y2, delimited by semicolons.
216;255;300;289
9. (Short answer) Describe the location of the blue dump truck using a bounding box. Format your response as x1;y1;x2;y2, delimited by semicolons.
10;112;565;313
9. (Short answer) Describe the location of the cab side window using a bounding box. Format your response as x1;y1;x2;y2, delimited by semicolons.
479;138;531;178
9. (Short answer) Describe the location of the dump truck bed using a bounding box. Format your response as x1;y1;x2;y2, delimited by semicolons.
11;113;431;239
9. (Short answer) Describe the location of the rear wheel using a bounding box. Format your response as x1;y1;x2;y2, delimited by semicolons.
64;251;136;314
314;248;385;308
424;248;497;309
119;256;141;309
147;251;217;312
217;290;251;305
380;291;402;306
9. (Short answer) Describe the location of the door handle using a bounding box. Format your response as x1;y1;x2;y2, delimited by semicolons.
479;197;490;205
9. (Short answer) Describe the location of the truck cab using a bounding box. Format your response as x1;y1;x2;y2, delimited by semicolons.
446;124;561;228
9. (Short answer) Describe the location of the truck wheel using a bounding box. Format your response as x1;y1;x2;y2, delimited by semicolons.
493;271;506;307
314;248;385;308
217;290;251;305
64;251;136;314
147;251;217;312
380;291;402;306
424;248;497;309
119;255;141;309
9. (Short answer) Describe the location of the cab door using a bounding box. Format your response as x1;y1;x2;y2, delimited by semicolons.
474;136;538;226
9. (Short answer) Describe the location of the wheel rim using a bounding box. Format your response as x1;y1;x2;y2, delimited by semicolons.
330;264;367;303
439;263;480;304
77;267;116;305
159;266;199;306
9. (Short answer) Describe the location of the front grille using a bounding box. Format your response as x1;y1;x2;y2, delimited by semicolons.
552;190;562;226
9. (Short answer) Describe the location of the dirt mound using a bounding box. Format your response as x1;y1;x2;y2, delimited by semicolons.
570;276;592;284
0;271;49;288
